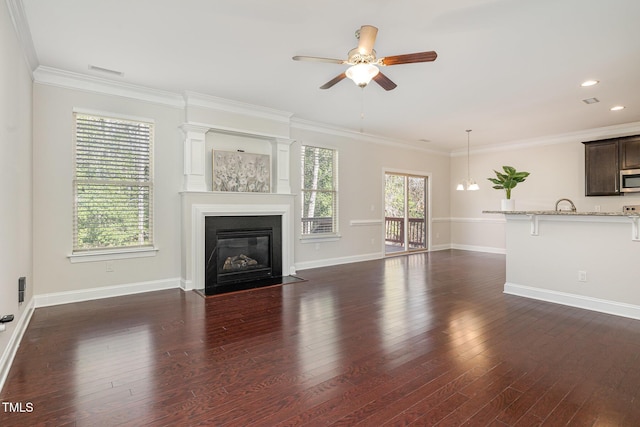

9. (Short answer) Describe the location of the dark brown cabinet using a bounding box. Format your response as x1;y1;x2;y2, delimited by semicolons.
584;135;640;196
584;139;619;196
620;135;640;170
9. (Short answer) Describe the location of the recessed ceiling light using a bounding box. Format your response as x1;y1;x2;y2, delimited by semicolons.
610;105;625;111
582;97;599;104
581;80;599;87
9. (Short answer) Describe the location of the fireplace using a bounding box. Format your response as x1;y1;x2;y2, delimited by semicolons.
205;215;282;295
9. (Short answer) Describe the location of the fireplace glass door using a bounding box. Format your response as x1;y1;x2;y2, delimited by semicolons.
204;215;282;295
216;230;272;284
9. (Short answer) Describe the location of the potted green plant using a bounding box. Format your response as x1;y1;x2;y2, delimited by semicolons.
487;166;530;211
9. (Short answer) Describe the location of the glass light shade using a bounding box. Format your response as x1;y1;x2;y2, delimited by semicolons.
458;130;479;191
345;63;379;87
457;179;479;191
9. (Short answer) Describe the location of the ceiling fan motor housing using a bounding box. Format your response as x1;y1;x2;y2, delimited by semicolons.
347;48;377;65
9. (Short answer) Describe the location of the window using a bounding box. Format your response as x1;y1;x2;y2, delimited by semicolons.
300;145;338;236
73;112;154;253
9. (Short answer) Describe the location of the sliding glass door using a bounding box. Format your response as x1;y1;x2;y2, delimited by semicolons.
384;173;428;255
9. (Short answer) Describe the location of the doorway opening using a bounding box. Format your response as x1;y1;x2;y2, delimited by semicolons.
384;173;428;255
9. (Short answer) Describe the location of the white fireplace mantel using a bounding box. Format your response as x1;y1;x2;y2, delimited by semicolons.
181;194;296;291
180;123;294;194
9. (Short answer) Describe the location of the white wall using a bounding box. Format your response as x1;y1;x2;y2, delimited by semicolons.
29;77;452;296
291;126;451;269
32;84;184;296
0;0;34;387
504;215;640;318
451;127;640;252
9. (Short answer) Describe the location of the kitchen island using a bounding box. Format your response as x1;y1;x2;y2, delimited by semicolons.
483;210;640;319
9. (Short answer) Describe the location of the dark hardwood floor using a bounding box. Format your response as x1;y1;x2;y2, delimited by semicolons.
2;250;640;426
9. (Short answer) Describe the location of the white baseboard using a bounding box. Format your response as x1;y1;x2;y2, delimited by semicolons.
295;245;500;270
0;297;35;393
34;278;182;307
296;251;383;271
430;244;452;251
180;278;193;291
504;282;640;320
451;244;506;254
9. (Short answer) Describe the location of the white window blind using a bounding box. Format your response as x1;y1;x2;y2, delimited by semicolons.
300;145;338;235
73;113;154;252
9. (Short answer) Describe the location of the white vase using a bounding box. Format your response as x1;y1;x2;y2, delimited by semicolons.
501;199;515;211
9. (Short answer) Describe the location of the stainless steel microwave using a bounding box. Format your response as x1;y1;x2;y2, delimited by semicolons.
620;169;640;192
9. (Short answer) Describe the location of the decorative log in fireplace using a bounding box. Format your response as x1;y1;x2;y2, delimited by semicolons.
205;215;282;295
222;254;259;271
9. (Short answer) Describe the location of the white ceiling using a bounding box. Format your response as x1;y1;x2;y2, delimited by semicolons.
19;0;640;151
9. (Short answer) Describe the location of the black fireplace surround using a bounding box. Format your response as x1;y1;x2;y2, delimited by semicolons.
205;215;282;295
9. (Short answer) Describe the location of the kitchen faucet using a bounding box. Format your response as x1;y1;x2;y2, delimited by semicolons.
555;198;577;212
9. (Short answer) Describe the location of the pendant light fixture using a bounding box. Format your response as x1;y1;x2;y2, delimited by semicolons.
456;129;479;191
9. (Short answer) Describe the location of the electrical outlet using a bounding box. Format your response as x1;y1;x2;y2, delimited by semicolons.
578;271;587;282
106;261;114;272
594;205;601;212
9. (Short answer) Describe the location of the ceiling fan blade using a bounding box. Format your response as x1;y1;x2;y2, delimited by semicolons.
372;72;397;91
379;51;438;66
357;25;378;55
292;55;346;64
320;73;347;89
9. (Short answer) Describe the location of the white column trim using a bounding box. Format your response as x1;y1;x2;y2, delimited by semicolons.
181;124;209;191
274;138;294;194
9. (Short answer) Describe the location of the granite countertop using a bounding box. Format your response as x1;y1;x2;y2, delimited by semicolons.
483;210;639;216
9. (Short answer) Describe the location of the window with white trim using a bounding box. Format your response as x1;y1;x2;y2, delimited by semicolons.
73;113;154;252
300;145;338;236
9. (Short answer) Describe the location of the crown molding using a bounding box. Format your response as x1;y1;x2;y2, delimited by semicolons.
179;121;292;142
33;66;185;108
450;121;640;157
184;91;293;124
5;0;38;72
290;117;449;156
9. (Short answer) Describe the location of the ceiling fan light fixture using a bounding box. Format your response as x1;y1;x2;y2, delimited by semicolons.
346;63;379;87
294;25;437;91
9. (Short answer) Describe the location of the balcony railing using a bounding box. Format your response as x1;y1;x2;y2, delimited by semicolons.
301;216;334;234
385;217;426;248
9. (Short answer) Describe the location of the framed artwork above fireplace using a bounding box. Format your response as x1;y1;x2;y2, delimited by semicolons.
212;150;270;193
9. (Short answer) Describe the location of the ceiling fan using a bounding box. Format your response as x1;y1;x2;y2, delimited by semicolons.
292;25;437;91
